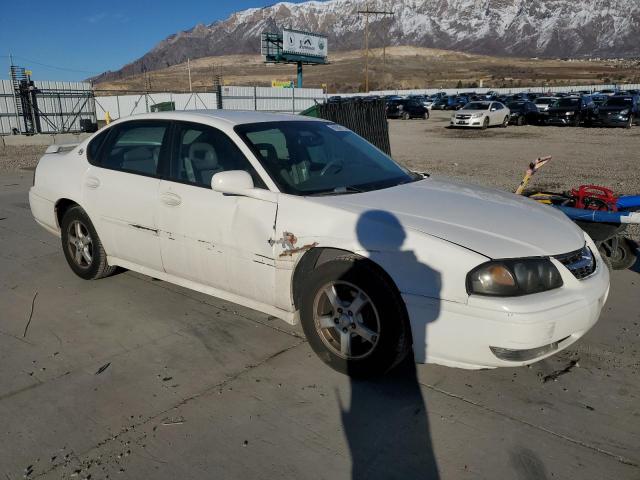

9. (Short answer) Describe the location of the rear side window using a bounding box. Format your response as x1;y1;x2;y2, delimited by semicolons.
100;121;169;176
86;128;110;165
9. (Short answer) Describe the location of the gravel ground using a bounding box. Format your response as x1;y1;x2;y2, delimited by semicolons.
0;144;46;172
1;115;638;240
389;111;640;241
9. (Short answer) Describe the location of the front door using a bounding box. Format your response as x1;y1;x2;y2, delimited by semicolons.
157;121;278;305
82;120;170;272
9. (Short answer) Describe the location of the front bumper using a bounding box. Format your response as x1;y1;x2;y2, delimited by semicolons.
450;117;484;128
547;116;575;125
403;247;610;369
595;114;631;126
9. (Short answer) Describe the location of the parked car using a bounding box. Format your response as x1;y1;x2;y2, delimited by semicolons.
594;95;639;128
591;94;609;107
533;97;558;121
431;97;449;110
29;111;609;375
507;100;540;125
450;101;510;129
447;95;469;110
547;95;598;126
386;98;430;119
408;95;434;109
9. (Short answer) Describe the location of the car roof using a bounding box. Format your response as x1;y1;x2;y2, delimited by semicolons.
110;110;327;127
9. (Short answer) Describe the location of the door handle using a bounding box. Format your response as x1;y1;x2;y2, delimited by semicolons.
85;177;100;189
160;192;182;207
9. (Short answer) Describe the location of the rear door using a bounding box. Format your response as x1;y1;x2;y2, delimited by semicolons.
83;120;169;271
156;121;278;305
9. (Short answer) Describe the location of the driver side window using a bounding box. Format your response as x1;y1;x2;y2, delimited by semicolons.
170;122;265;189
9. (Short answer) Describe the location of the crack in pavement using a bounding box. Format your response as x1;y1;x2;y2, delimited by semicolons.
34;339;306;478
421;381;639;468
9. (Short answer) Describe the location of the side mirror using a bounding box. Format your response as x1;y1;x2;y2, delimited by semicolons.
211;170;254;196
211;170;278;203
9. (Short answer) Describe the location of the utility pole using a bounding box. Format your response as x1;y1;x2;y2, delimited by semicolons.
187;57;192;92
357;1;394;92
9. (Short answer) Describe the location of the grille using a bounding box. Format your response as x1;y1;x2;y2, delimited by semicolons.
456;114;472;119
554;246;596;280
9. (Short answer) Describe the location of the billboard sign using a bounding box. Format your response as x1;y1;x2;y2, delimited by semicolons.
272;80;294;88
282;29;328;59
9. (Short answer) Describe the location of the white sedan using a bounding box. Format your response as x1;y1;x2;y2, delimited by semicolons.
450;101;510;128
29;111;609;376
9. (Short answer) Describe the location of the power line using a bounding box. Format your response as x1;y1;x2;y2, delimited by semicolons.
0;55;100;75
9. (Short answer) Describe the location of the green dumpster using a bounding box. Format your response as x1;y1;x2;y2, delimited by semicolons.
150;101;176;112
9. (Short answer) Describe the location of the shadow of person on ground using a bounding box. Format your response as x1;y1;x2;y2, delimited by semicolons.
339;209;441;480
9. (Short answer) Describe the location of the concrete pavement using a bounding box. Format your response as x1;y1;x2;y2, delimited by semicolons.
0;171;639;479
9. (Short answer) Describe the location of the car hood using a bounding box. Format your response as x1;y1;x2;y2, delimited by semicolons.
599;105;631;113
306;178;584;259
549;106;579;113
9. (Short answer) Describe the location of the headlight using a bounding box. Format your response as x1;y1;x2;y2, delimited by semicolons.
565;111;575;115
619;109;629;115
471;113;484;118
466;258;563;296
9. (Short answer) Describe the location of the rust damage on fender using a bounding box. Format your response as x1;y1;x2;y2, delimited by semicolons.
271;231;317;257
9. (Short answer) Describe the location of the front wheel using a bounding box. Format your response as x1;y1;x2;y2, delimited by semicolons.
424;111;430;120
626;115;634;129
61;206;116;280
402;112;410;120
299;256;411;377
482;117;490;130
517;116;524;126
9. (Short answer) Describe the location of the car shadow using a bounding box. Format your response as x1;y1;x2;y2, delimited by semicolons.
339;210;441;480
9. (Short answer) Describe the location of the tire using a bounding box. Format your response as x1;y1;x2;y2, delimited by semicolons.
517;116;524;126
626;115;633;129
299;256;411;377
61;206;116;280
501;116;509;128
402;112;410;120
482;117;490;130
601;237;637;270
424;111;430;120
573;114;581;127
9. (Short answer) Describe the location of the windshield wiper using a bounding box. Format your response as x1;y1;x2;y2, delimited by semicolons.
308;185;365;196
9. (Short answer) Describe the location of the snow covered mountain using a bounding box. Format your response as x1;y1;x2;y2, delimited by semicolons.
93;0;640;82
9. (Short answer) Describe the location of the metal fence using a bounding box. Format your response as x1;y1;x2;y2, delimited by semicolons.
339;83;640;98
94;86;326;121
0;80;95;135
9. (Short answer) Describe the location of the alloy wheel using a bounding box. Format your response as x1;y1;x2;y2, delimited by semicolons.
67;220;93;268
313;281;381;360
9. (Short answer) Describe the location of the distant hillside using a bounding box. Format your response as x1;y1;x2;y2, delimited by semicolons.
94;47;640;93
92;0;640;84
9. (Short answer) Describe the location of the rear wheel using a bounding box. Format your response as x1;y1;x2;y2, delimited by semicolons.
501;116;509;128
299;256;411;377
61;206;116;280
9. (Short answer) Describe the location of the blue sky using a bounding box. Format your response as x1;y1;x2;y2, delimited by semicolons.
0;0;310;81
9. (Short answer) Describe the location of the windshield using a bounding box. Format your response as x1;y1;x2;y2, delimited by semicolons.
534;98;554;105
605;97;633;106
508;102;526;110
554;98;580;107
462;102;490;110
234;121;417;196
